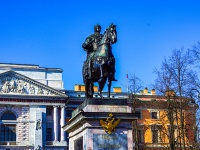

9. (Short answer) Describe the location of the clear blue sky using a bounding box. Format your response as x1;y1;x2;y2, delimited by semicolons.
1;0;200;92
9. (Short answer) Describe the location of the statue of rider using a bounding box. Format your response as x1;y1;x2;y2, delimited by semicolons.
82;24;103;79
82;24;117;81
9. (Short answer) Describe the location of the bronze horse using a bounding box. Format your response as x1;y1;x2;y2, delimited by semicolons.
82;24;117;98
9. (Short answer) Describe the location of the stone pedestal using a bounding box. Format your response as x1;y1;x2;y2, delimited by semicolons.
64;98;139;150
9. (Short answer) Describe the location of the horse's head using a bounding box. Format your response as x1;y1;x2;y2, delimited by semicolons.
107;23;117;44
101;24;117;45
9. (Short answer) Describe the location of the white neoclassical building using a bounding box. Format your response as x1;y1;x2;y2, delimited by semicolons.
0;63;68;150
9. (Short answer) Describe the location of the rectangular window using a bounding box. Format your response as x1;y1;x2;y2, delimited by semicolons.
46;128;52;141
152;130;158;143
46;107;52;116
167;125;178;141
151;124;162;144
151;111;158;119
0;124;16;141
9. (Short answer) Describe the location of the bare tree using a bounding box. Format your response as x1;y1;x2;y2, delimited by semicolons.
191;42;200;65
153;47;197;150
128;73;143;150
190;42;200;148
128;73;143;94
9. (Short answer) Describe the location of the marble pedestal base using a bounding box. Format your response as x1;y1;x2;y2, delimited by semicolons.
64;98;139;150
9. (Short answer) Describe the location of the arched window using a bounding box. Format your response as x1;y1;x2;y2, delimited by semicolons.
1;111;16;120
0;111;16;141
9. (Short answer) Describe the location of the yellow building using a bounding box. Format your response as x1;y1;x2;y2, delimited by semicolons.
132;88;197;150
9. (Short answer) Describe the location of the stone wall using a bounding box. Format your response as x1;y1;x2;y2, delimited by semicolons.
0;106;30;145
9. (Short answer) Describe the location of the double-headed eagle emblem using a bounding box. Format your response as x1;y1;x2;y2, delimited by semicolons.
100;113;120;134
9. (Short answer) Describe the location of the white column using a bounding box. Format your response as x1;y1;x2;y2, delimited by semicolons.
53;106;58;141
60;106;66;141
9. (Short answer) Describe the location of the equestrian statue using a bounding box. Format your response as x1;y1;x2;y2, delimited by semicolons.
82;24;117;98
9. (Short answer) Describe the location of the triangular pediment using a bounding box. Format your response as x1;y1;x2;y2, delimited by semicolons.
0;70;67;98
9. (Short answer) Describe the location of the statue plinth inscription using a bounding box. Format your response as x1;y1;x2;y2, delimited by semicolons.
93;134;127;150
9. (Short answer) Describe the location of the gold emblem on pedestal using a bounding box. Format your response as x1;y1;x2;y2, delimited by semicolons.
100;113;120;134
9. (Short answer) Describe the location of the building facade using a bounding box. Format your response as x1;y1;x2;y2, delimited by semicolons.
0;63;68;150
132;89;197;149
0;63;197;150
